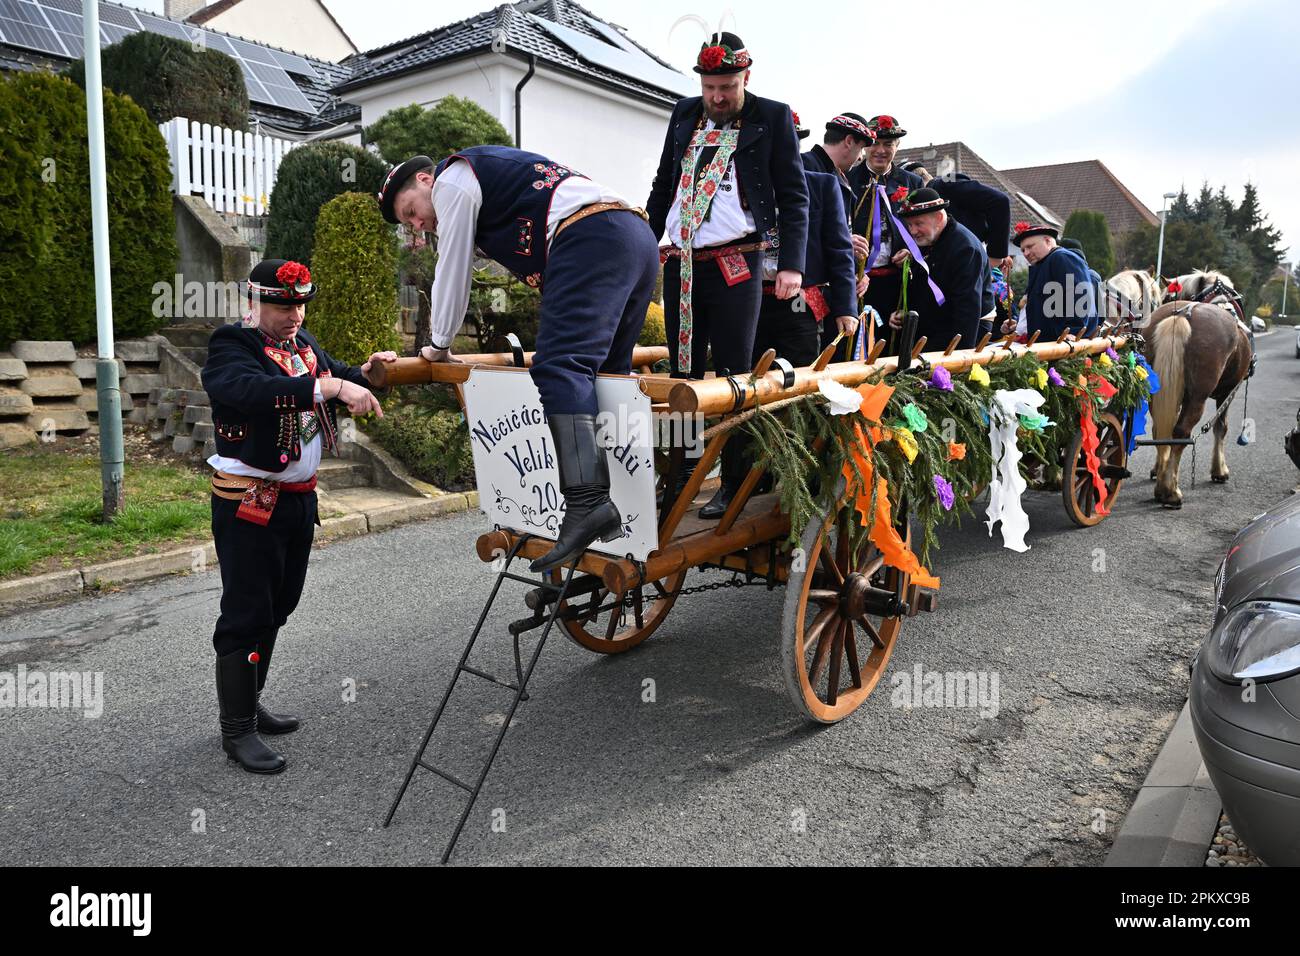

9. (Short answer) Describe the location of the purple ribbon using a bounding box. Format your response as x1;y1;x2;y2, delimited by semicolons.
882;189;945;306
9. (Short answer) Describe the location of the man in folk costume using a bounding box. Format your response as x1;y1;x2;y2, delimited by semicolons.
847;116;924;350
901;158;1010;340
645;31;809;500
701;115;859;518
1013;222;1098;340
888;187;989;351
377;147;659;571
802;112;874;227
202;259;394;774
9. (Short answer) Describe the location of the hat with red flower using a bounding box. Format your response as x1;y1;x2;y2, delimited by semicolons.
791;109;809;140
694;32;752;74
1011;221;1059;246
248;258;316;305
867;114;907;140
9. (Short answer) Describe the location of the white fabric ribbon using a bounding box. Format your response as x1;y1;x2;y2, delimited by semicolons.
985;387;1046;553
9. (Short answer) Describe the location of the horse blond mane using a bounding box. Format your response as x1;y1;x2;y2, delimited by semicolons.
1170;269;1236;300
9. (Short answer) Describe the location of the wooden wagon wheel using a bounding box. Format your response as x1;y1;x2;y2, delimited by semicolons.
780;480;921;723
546;568;687;655
1062;411;1127;527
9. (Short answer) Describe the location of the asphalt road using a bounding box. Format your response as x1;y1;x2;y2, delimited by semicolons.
2;332;1297;866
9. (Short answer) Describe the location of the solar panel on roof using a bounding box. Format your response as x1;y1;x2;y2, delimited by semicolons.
0;16;64;55
271;48;318;79
99;22;132;45
40;7;79;33
4;0;45;26
41;0;80;12
135;13;195;42
96;2;138;29
227;35;277;65
526;13;691;98
261;80;314;113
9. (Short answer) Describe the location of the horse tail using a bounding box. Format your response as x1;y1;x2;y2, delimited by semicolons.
1151;308;1192;438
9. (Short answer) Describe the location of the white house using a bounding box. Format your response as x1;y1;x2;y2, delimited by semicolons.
334;0;690;207
166;0;358;63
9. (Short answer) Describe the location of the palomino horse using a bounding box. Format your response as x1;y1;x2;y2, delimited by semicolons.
1144;274;1253;506
1107;269;1162;327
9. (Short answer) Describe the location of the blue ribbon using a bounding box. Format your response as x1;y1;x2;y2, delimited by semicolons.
1126;353;1162;454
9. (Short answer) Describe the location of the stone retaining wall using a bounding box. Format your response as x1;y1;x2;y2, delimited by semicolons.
0;339;166;451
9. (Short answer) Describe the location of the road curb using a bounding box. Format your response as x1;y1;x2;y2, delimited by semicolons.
1105;700;1222;867
0;490;477;613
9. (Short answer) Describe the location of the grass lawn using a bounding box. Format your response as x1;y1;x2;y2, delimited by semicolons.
0;444;211;581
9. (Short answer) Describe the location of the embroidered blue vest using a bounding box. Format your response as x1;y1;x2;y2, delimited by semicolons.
435;146;587;290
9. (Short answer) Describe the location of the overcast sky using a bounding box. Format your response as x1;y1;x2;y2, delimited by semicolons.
124;0;1300;261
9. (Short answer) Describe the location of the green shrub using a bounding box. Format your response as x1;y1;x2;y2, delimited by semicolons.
365;403;474;490
1062;209;1116;279
68;31;248;130
0;72;177;348
469;268;541;349
639;301;665;346
306;192;399;366
364;96;511;165
265;141;388;266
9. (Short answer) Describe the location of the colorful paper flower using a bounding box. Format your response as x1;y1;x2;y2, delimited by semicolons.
890;185;909;203
1135;365;1149;381
947;441;966;461
1098;352;1113;367
876;115;895;130
1013;221;1031;234
1047;367;1065;387
929;366;953;391
1018;412;1051;432
698;45;726;70
1128;350;1137;368
894;427;918;463
968;364;990;387
933;475;955;511
1167;280;1183;294
900;402;929;432
1106;347;1120;362
818;378;864;415
1034;368;1048;389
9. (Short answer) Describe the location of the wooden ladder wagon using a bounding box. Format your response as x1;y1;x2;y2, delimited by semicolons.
371;330;1129;860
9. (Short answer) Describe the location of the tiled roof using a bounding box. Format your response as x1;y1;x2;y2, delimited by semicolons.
334;0;682;108
999;160;1159;236
895;141;1064;228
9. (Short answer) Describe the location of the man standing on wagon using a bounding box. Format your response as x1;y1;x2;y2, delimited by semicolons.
644;31;809;501
377;147;660;573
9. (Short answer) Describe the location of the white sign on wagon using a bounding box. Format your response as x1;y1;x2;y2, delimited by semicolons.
462;367;658;562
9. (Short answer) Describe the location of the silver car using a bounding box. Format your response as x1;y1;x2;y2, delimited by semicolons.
1191;492;1300;865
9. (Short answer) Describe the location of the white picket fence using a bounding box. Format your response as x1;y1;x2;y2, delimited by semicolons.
158;117;298;216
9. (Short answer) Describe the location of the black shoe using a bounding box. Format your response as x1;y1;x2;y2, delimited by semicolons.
698;482;740;519
656;458;699;510
255;632;300;735
531;414;624;573
216;648;286;775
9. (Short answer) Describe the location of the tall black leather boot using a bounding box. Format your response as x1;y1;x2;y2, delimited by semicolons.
216;648;286;774
657;411;702;510
255;632;300;736
530;414;623;573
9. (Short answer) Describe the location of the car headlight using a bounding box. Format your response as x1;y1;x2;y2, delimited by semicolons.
1205;601;1300;682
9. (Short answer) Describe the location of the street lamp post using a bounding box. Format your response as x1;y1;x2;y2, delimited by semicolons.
1282;261;1291;319
1155;190;1178;285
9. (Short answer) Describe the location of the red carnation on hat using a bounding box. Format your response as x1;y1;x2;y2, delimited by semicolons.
791;111;801;126
1167;280;1183;294
698;45;726;70
890;186;909;203
275;261;311;290
1014;221;1031;234
877;115;895;130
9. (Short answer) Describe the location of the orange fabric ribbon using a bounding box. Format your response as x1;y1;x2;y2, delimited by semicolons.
840;381;941;590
